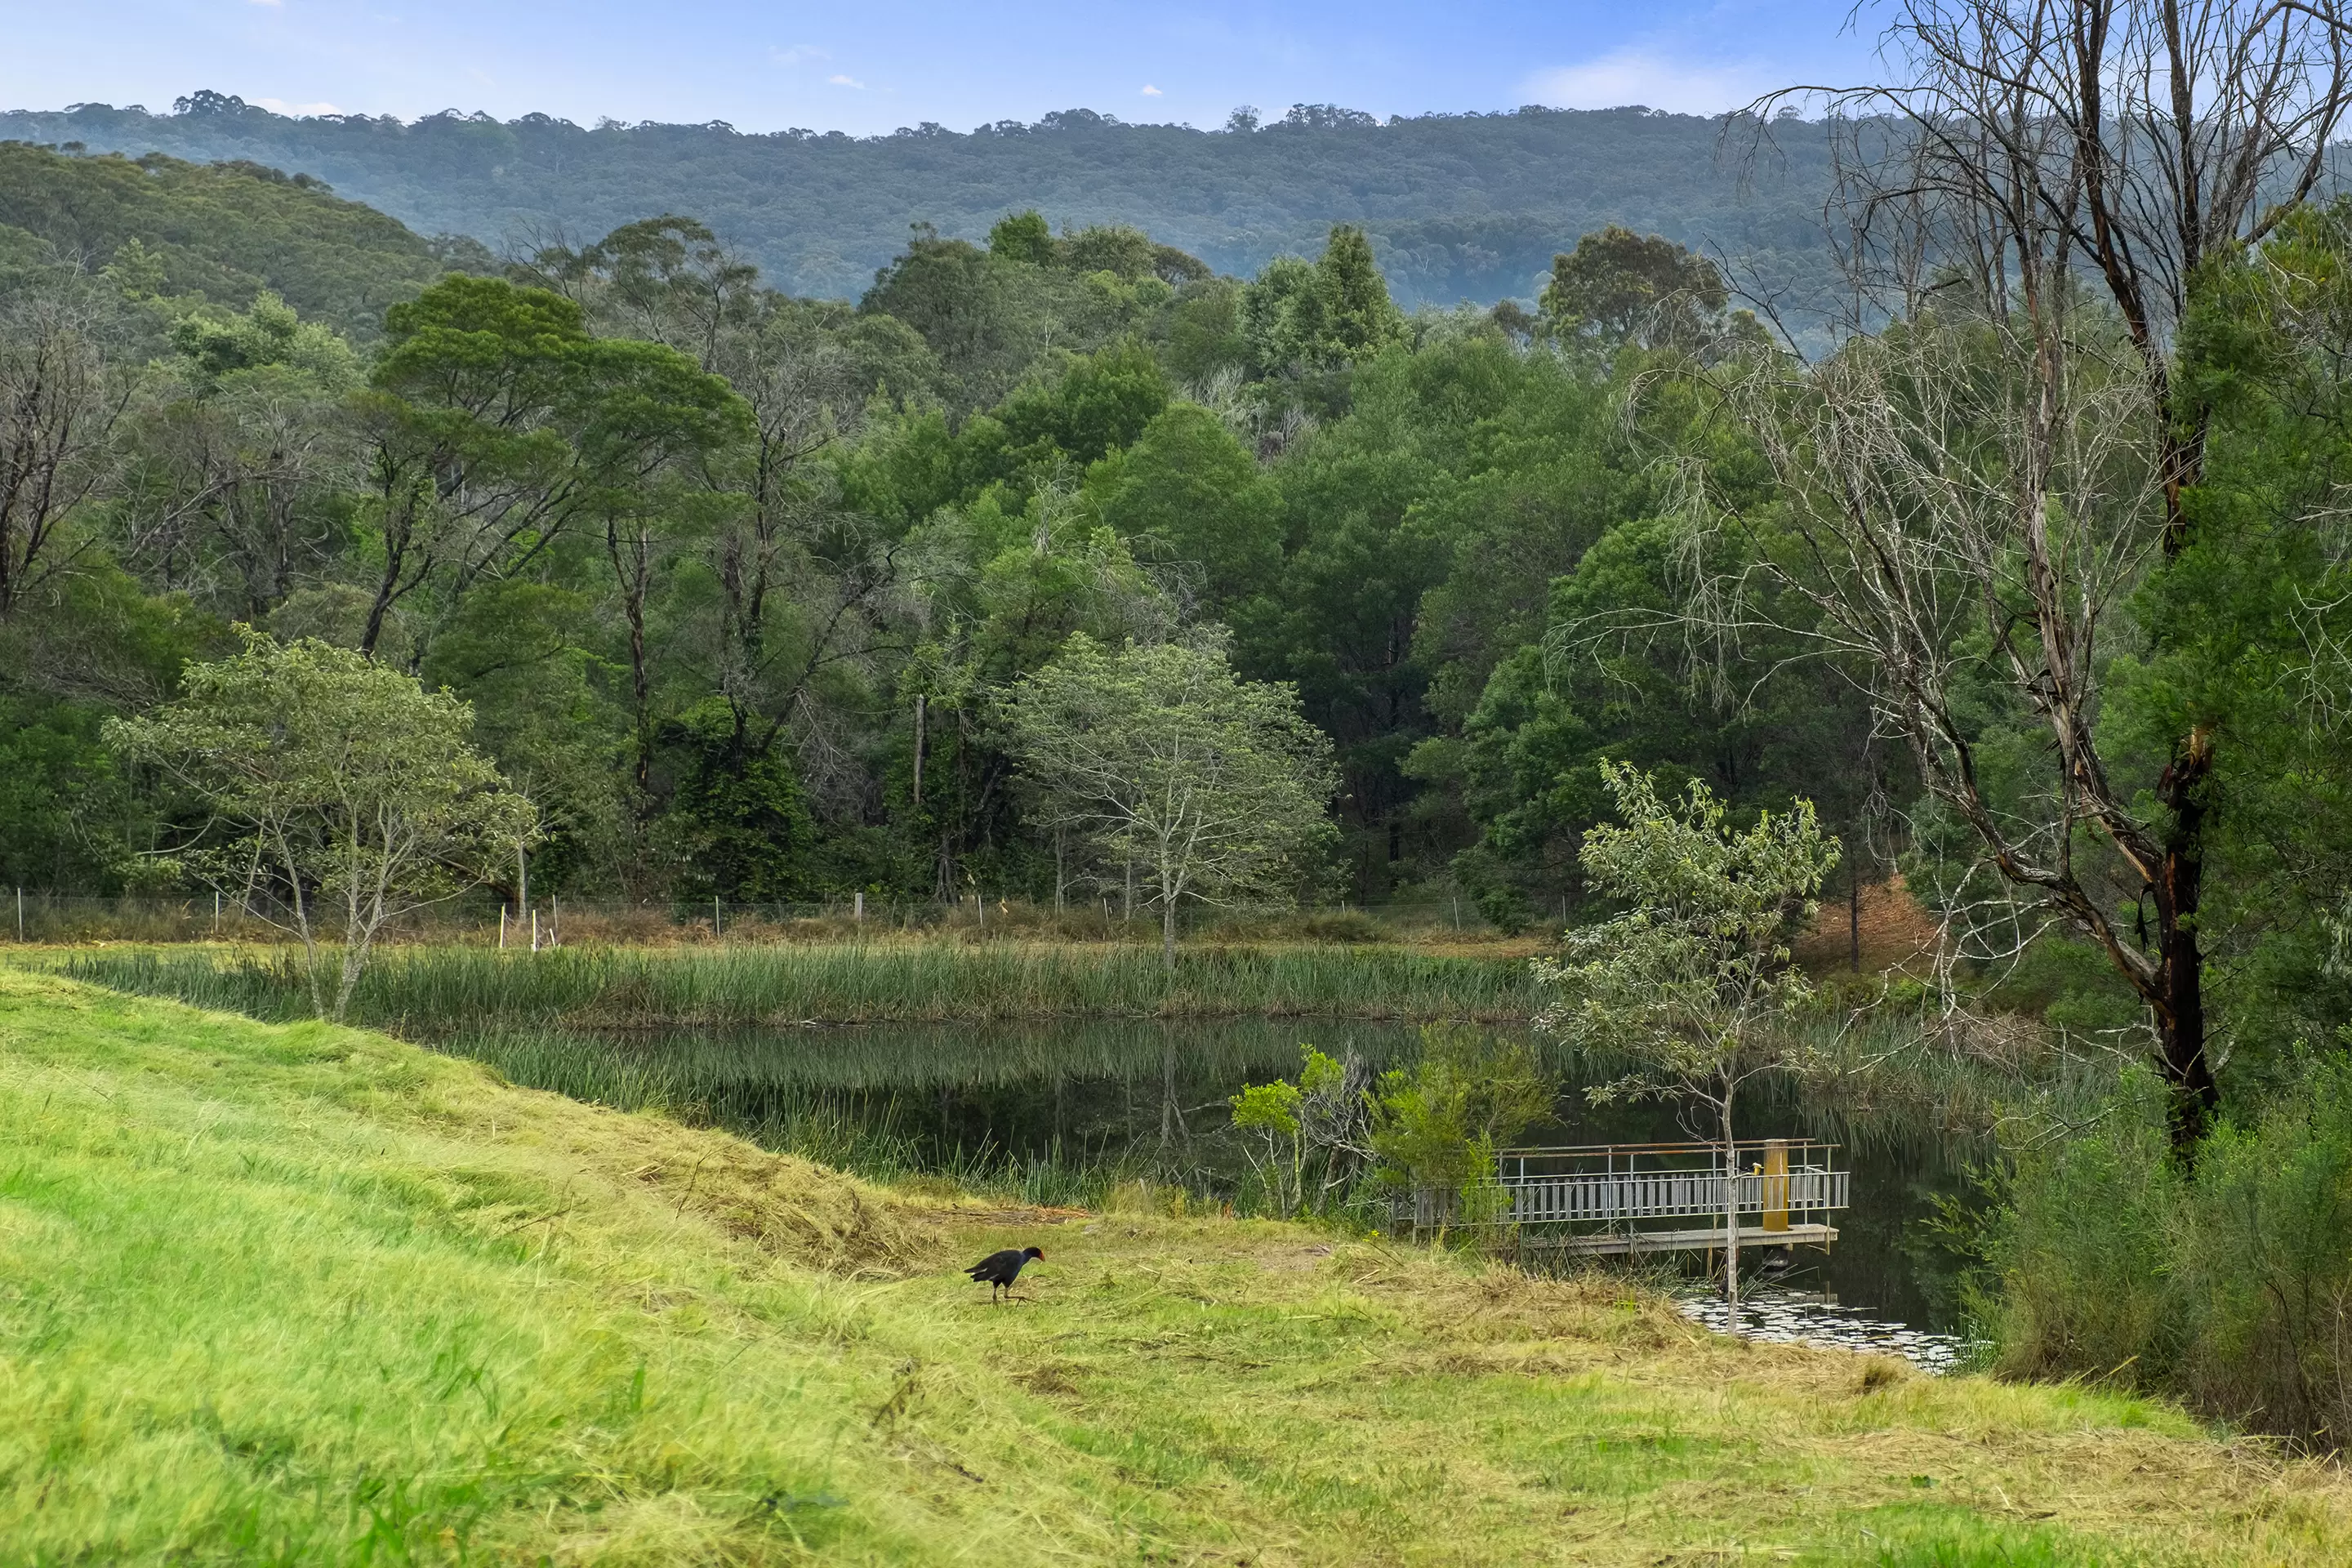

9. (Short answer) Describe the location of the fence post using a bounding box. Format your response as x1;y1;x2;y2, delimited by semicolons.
853;890;864;924
499;905;507;950
551;896;559;948
14;887;20;942
714;896;721;939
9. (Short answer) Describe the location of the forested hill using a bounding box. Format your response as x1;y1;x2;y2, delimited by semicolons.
0;140;487;339
0;94;1838;305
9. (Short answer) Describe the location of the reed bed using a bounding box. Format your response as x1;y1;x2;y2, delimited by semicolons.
436;1017;1431;1203
64;940;1537;1029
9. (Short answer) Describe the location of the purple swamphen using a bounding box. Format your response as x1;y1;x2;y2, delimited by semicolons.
965;1245;1044;1302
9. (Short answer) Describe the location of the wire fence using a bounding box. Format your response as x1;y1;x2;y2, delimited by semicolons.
0;888;1508;946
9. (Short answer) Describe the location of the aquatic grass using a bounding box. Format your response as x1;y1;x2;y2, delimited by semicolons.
7;970;2350;1563
450;1026;1170;1209
434;1019;1410;1212
62;940;1536;1030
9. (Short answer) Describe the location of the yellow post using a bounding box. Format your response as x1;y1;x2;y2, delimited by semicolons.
1762;1139;1789;1232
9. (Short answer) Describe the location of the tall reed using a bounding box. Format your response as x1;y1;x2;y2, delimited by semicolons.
65;942;1536;1029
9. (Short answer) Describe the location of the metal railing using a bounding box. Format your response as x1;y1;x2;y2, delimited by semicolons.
1410;1138;1850;1241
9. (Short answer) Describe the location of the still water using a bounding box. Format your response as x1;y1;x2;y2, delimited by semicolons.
444;1017;1981;1367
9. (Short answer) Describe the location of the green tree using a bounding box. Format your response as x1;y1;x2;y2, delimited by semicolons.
1099;402;1280;612
1314;225;1404;361
1368;1024;1552;1237
2130;199;2352;1076
1004;631;1337;964
1748;0;2352;1156
359;272;751;780
987;210;1056;266
1240;225;1404;378
1229;1077;1307;1216
1535;761;1839;1312
659;697;817;901
1539;226;1727;350
993;341;1170;469
122;292;360;624
167;288;359;391
105;632;537;1020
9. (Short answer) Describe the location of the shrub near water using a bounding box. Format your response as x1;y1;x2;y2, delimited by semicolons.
1989;1059;2352;1446
65;942;1535;1028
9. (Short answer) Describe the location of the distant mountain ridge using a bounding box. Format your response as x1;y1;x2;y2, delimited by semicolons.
0;139;480;338
0;93;1839;306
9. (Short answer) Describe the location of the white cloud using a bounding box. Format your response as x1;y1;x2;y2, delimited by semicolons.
249;0;283;7
1524;48;1772;115
1141;84;1163;96
826;74;866;89
253;96;341;115
771;44;829;67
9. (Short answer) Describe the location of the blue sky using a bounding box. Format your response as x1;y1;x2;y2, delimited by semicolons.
0;1;1883;132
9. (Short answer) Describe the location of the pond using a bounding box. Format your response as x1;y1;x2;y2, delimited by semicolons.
432;1017;1982;1365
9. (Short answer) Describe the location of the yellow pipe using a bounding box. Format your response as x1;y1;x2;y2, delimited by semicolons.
1762;1139;1789;1233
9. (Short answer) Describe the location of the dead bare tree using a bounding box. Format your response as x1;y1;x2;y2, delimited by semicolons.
118;371;357;617
0;271;133;619
1689;0;2352;1152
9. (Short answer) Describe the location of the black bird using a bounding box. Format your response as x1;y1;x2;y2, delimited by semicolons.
965;1245;1044;1302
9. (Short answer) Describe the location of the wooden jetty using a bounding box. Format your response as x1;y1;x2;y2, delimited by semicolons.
1410;1138;1850;1255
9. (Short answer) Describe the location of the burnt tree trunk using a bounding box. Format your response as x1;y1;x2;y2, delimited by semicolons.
2152;730;2219;1154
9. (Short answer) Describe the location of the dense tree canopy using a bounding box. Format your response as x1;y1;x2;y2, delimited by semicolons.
0;140;485;338
0;165;1888;927
0;98;1839;308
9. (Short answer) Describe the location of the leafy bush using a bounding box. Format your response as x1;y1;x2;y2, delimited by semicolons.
1369;1023;1552;1237
1982;1071;2182;1385
1227;1046;1374;1218
1228;1077;1306;1217
1989;1056;2352;1446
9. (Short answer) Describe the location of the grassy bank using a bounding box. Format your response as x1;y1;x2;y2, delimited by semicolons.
5;970;2350;1564
59;939;1538;1027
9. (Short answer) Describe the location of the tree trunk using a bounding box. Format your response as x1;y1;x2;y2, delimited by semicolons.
2154;730;2220;1156
1158;846;1178;971
1720;1097;1741;1333
1847;859;1860;973
601;518;657;805
359;524;411;658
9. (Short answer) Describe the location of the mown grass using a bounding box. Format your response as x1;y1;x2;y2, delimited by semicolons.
60;939;1538;1027
5;969;2350;1564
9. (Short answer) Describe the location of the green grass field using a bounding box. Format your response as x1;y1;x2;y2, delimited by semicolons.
3;968;2346;1565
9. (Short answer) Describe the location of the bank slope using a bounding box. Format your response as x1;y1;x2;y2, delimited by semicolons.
1;969;2343;1566
0;141;467;338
